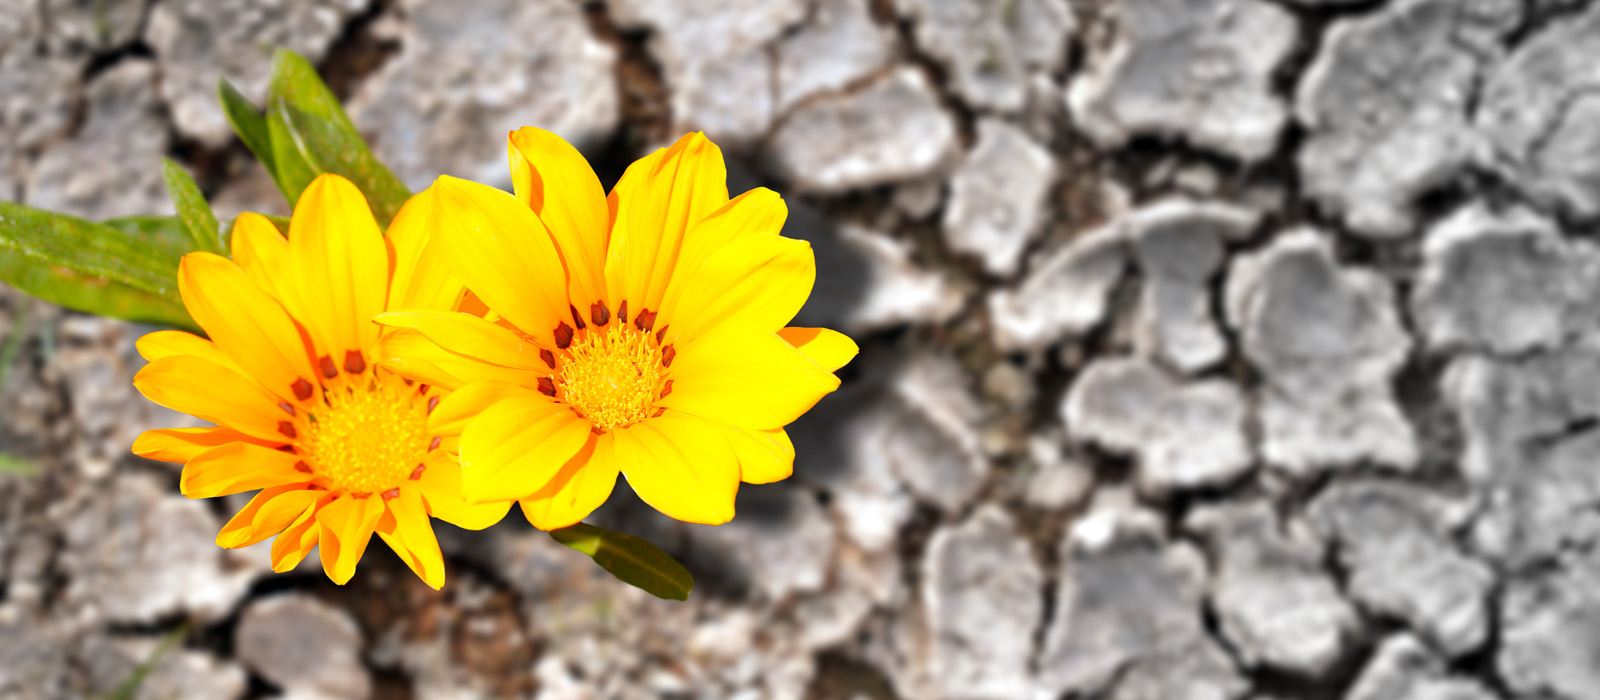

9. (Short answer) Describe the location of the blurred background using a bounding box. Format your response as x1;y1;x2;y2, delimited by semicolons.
3;0;1599;698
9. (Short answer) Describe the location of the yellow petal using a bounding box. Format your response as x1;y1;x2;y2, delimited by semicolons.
177;252;317;403
376;486;446;589
458;395;591;503
316;492;385;585
519;432;619;530
375;329;548;392
279;174;389;361
377;310;552;371
135;329;242;375
508;127;609;313
658;326;841;431
613;412;738;525
133;426;274;464
428;381;546;436
606;132;729;317
667;187;787;296
412;450;513;530
180;442;309;498
230;211;291;301
270;498;330;573
429;176;573;349
728;426;795;484
777;327;858;373
385;186;465;314
134;356;292;443
217;485;323;549
658;232;814;342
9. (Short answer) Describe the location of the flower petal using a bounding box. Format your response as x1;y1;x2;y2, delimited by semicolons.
658;326;841;431
428;381;547;437
178;252;317;403
217;485;323;549
134;355;292;443
135;330;242;375
658;232;814;342
377;310;551;371
613;412;738;525
133;426;275;464
777;327;858;373
413;450;513;530
375;329;548;392
376;486;446;589
727;426;795;485
606;132;729;317
458;395;591;503
230;211;291;301
429;175;573;349
385;186;465;314
519;432;619;530
508;127;609;312
180;441;310;498
270;497;331;572
279;174;389;360
316;492;385;585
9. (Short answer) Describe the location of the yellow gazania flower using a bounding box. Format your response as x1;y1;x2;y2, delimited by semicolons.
131;174;509;588
375;128;857;528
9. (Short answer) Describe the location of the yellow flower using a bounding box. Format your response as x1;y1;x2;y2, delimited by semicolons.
132;174;509;589
375;129;857;528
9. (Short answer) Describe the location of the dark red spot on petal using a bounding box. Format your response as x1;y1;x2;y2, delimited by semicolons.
278;402;296;416
382;488;401;501
569;304;587;330
656;325;669;344
554;322;574;349
404;378;414;386
540;349;556;369
343;350;366;374
277;445;297;453
427;396;440;414
537;377;557;397
307;483;326;491
319;355;338;379
591;425;605;435
653;407;666;418
634;309;657;333
292;378;314;400
418;384;430;396
294;461;313;474
429;437;441;452
278;421;297;439
662;344;676;368
617;300;628;324
591;301;610;327
660;379;673;398
409;464;426;480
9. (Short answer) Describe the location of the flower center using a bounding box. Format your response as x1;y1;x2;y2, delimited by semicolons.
557;323;664;432
302;373;430;495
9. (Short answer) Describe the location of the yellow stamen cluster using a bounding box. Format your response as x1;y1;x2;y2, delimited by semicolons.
302;374;429;495
558;323;664;432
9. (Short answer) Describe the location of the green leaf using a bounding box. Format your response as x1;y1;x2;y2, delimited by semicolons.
218;79;279;187
161;158;224;255
549;523;695;601
264;49;411;225
0;453;32;476
0;204;198;331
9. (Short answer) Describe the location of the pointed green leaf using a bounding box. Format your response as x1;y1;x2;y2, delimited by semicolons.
161;158;224;254
0;204;198;330
550;523;695;601
218;79;283;192
264;49;411;226
265;96;320;208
